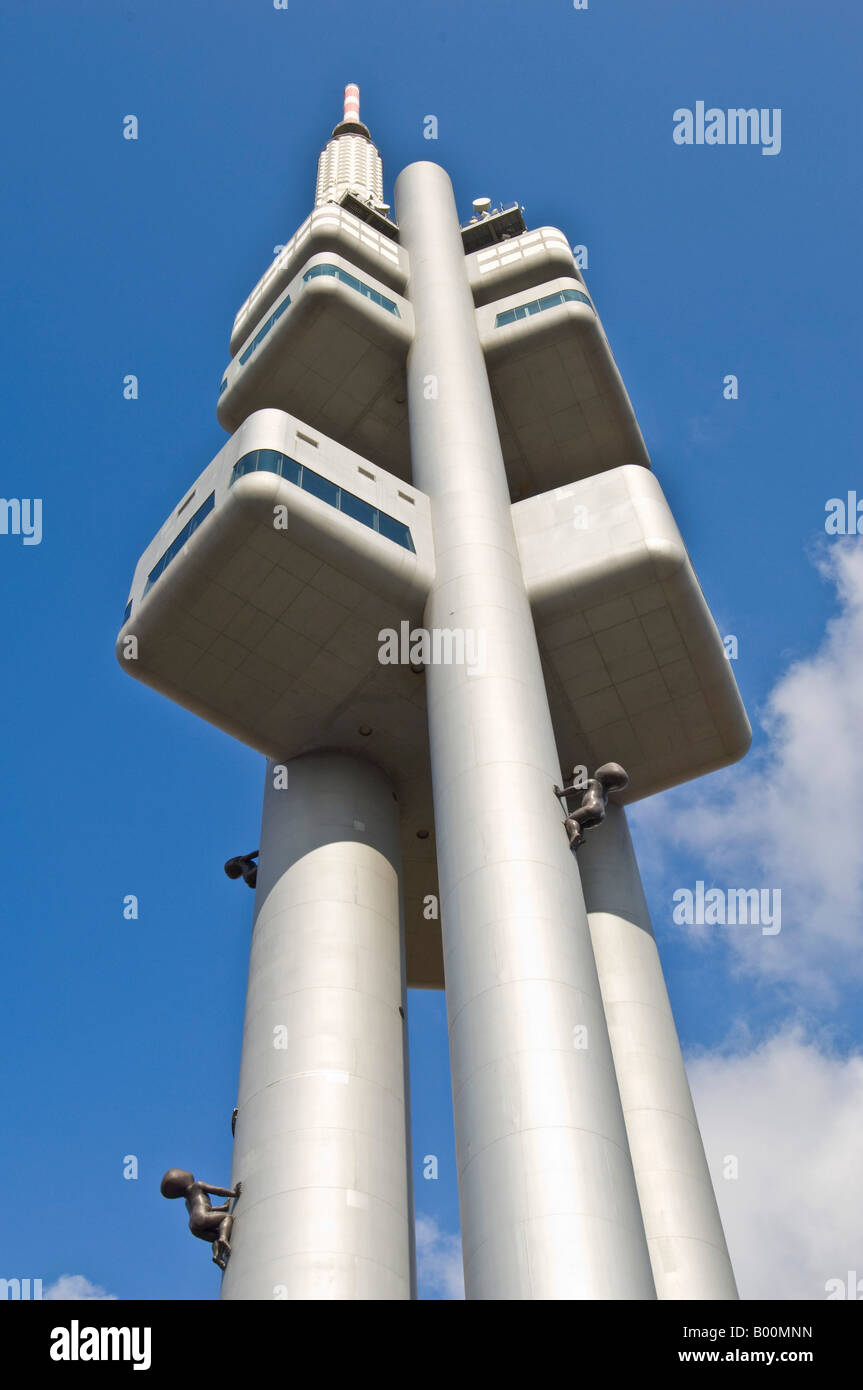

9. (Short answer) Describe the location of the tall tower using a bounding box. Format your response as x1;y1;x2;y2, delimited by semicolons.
118;88;749;1300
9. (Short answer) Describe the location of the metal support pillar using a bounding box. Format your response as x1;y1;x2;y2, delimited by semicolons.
395;161;655;1300
222;751;415;1300
578;803;738;1299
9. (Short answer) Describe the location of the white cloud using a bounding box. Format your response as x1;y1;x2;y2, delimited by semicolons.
631;542;863;999
688;1028;863;1300
43;1274;117;1301
415;1215;464;1300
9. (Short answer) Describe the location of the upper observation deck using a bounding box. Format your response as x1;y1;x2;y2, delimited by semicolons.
459;214;650;497
218;251;413;480
481;270;650;498
466;223;587;306
219;211;648;503
229;203;406;358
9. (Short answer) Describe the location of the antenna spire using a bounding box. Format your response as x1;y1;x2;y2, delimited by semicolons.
330;81;370;139
344;84;360;125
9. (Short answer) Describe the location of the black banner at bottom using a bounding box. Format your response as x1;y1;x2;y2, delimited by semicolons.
5;1296;858;1376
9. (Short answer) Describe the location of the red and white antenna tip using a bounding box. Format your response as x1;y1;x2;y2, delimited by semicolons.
343;84;360;123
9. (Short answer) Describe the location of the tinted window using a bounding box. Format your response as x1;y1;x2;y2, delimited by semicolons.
256;449;284;476
301;468;340;507
339;490;378;529
378;511;415;552
144;492;215;595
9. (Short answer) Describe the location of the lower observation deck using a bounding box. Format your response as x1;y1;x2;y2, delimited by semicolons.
118;409;748;987
514;465;751;796
118;409;442;987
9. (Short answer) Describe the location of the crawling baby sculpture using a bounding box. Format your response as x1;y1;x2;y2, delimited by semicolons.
160;1168;241;1270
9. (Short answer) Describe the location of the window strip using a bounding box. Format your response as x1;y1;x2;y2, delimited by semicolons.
229;450;414;553
301;263;401;316
494;287;593;327
143;492;216;596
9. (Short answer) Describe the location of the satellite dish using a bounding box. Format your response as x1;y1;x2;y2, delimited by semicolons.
473;197;492;217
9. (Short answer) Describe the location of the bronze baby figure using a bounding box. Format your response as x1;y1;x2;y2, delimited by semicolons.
161;1169;241;1270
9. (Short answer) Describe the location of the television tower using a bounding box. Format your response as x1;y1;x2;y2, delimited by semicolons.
119;86;749;1300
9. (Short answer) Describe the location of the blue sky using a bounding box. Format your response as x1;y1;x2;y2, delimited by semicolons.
1;0;861;1301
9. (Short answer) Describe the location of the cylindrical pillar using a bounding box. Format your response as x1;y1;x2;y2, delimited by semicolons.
578;803;738;1299
222;751;414;1300
395;161;655;1300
